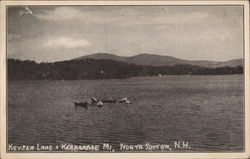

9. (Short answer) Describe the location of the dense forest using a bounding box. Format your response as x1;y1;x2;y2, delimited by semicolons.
8;58;243;81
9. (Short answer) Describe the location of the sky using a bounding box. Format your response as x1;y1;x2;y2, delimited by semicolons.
7;5;243;62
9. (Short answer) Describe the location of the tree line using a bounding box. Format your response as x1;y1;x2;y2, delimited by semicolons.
8;58;243;81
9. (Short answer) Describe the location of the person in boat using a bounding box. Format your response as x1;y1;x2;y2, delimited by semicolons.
97;101;103;107
119;97;130;104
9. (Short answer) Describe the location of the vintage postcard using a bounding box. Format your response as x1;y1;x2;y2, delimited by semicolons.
0;1;249;159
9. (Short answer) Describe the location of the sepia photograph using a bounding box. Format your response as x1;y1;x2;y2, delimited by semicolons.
0;1;249;159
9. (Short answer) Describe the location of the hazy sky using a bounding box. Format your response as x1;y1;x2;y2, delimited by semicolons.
7;5;243;62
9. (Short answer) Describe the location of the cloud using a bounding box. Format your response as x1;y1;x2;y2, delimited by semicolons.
35;7;81;20
44;37;90;49
34;6;209;26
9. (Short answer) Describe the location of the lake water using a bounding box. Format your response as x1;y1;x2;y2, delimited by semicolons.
8;75;244;152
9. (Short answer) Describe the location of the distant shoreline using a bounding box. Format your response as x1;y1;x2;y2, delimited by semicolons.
8;74;244;82
8;58;243;81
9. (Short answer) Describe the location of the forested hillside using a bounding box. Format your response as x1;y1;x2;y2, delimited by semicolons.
8;59;243;81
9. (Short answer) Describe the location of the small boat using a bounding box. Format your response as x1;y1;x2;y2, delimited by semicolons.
91;97;116;103
74;101;88;108
101;98;116;103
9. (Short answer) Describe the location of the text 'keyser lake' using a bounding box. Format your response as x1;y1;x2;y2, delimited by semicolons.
8;75;244;152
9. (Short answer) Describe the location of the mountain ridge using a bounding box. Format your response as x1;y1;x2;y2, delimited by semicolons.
74;53;243;68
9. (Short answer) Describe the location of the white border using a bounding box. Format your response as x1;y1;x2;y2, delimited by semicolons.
0;1;249;159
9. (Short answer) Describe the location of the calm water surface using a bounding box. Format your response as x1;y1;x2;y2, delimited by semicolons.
8;75;244;152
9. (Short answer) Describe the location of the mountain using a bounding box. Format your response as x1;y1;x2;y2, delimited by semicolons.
75;53;127;61
214;59;244;67
74;53;243;68
126;54;188;66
